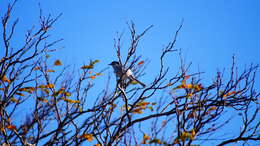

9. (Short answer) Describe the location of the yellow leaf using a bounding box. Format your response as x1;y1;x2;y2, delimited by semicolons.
93;60;100;63
180;131;189;142
81;65;93;69
80;134;93;141
208;106;217;112
38;85;46;88
54;60;62;66
148;106;153;111
46;83;54;88
10;98;19;103
94;144;101;146
190;129;196;140
132;108;143;114
186;93;193;98
141;134;151;144
62;98;80;104
1;75;11;83
95;73;102;76
64;92;71;97
137;102;150;107
47;69;55;73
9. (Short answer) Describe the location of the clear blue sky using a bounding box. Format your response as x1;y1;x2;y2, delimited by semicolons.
1;0;259;145
2;0;258;85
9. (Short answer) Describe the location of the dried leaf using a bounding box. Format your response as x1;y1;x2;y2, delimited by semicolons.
81;65;93;69
90;75;96;79
80;133;94;141
62;97;80;104
33;66;40;71
1;75;11;83
10;98;19;103
138;60;144;65
6;125;16;130
47;69;55;73
54;60;62;66
46;83;54;88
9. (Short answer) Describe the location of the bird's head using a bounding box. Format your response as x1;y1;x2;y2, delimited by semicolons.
109;61;120;66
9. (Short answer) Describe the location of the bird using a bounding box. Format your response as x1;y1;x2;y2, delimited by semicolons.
109;61;146;87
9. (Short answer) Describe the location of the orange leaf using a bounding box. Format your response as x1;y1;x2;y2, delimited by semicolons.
10;98;19;103
80;133;94;141
47;69;55;73
1;75;11;83
54;60;62;66
7;125;16;130
33;66;40;71
90;75;96;79
132;108;143;114
81;65;93;69
46;83;54;88
223;91;236;97
138;61;144;65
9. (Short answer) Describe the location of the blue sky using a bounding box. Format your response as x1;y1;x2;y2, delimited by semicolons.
1;0;259;145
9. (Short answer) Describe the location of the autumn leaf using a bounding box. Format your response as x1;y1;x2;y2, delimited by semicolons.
180;131;190;142
138;60;144;65
94;144;101;146
64;92;71;97
132;108;143;114
61;97;80;104
6;125;16;131
136;102;150;107
33;66;40;71
46;83;54;88
81;65;93;69
190;129;196;140
95;73;102;76
141;134;151;144
1;75;11;83
54;60;62;66
208;106;217;112
10;98;19;103
80;133;94;141
38;85;46;88
90;75;96;80
47;69;55;73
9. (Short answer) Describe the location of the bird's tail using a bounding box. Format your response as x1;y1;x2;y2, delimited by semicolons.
133;78;146;88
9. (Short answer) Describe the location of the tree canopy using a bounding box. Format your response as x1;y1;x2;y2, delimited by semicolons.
0;1;259;146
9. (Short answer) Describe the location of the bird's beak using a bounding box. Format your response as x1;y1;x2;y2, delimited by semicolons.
108;63;112;65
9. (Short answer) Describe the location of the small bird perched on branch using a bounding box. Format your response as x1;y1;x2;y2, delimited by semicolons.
109;61;146;87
